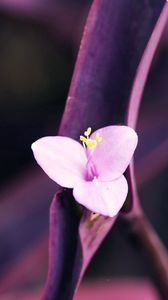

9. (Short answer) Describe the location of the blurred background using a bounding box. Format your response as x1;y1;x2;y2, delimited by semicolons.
0;0;167;299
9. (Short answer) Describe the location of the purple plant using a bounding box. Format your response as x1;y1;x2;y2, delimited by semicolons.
13;0;168;299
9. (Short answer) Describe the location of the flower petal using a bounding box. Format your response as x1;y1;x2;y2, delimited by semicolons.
73;175;128;217
89;125;138;181
31;136;87;188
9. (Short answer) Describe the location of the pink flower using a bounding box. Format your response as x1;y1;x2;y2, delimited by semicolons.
31;126;138;217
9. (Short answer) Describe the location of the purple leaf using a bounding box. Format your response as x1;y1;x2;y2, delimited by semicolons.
43;191;82;300
125;2;168;215
59;0;165;138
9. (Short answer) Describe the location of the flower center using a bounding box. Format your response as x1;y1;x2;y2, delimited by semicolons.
80;127;102;149
80;127;102;181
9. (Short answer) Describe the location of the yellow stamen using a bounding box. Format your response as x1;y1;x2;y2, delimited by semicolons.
85;139;97;149
84;127;92;137
80;135;87;143
80;127;102;149
95;133;102;142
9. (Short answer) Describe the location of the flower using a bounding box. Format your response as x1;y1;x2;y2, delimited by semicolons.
31;126;138;217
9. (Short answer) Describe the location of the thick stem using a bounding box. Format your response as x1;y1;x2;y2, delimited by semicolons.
128;214;168;300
